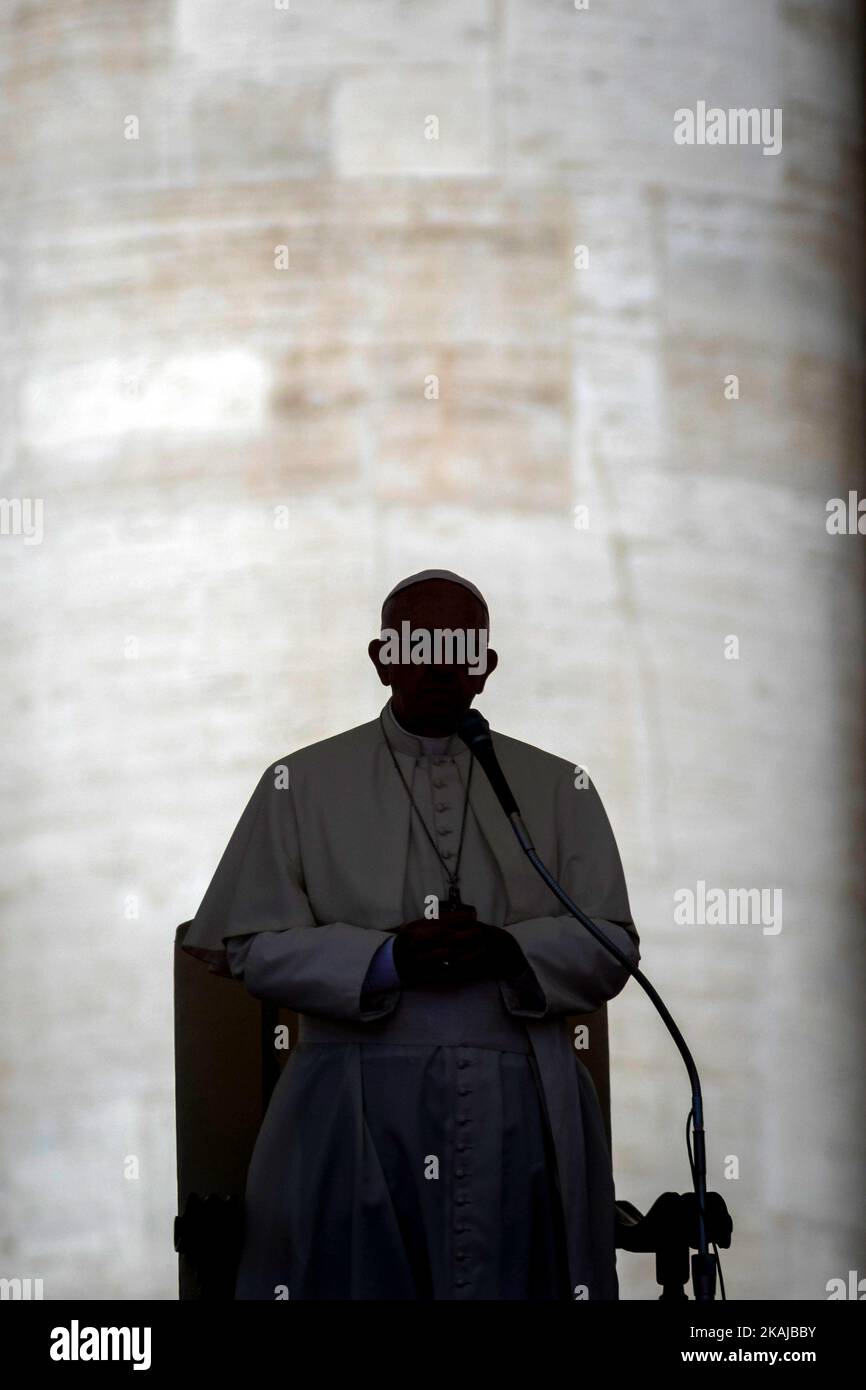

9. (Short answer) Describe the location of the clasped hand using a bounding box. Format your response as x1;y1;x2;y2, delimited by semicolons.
392;910;525;988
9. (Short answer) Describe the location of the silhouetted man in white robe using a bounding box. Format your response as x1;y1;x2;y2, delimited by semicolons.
183;569;640;1300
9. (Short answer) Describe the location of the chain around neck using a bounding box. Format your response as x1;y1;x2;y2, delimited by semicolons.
379;710;475;906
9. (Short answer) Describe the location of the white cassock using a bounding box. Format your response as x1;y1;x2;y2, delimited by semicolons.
182;699;640;1300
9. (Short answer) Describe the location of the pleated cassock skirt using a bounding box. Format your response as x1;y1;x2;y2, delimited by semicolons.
234;979;574;1301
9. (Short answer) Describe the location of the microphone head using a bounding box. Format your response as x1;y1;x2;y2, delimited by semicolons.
457;707;492;751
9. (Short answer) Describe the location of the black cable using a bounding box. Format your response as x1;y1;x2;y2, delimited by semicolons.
687;1108;726;1300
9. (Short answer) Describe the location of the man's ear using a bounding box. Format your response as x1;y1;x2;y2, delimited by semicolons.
368;637;393;687
474;646;498;691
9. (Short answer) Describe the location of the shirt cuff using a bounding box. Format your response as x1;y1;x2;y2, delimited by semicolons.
361;935;401;994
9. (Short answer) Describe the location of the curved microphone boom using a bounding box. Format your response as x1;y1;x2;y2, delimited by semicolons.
457;706;718;1301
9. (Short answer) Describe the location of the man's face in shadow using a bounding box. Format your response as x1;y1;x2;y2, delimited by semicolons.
368;579;498;736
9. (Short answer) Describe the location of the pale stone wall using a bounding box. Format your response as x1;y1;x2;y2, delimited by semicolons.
1;1;862;1299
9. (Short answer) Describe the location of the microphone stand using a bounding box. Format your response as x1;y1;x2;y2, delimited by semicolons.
459;710;719;1301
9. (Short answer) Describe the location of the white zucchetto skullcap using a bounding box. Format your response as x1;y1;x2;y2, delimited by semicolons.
381;569;489;624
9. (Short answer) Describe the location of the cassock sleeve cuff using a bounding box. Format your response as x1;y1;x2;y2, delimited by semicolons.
498;965;548;1018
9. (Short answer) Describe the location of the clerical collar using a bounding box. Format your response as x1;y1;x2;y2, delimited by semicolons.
381;700;468;760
